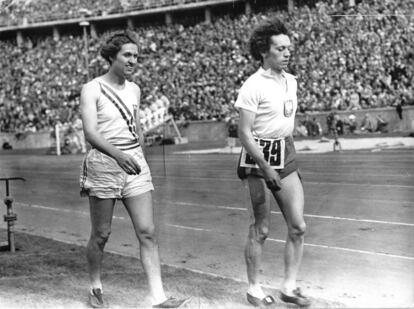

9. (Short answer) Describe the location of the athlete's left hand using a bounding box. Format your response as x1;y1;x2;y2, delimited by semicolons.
115;152;141;175
262;165;282;191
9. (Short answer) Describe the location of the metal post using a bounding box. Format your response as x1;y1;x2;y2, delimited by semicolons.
4;196;16;252
80;20;90;81
79;8;91;81
55;123;61;156
0;177;25;252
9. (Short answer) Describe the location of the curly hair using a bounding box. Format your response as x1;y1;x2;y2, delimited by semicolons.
100;30;138;64
249;18;289;63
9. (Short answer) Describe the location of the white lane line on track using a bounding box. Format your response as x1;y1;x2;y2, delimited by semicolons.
162;223;414;261
148;159;414;166
166;224;211;232
16;201;414;227
167;201;414;227
267;238;414;261
151;175;414;188
13;203;414;261
9;168;412;178
18;203;127;220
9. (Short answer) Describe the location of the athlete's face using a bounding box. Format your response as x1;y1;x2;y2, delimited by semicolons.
261;34;291;73
112;43;138;76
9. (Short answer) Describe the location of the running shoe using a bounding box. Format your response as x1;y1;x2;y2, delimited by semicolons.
280;288;311;307
153;297;190;308
88;288;108;308
246;293;276;307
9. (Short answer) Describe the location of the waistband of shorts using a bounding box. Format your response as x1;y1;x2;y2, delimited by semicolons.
113;140;140;150
253;136;290;141
92;140;140;151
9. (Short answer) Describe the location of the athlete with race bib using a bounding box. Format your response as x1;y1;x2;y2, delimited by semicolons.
235;18;311;307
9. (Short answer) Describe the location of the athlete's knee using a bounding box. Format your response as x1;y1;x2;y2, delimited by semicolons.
136;225;157;245
250;190;267;206
249;223;269;244
288;222;306;239
92;228;111;248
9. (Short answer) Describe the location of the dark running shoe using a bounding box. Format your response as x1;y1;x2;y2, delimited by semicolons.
153;297;190;308
246;293;276;307
280;288;311;307
88;288;108;308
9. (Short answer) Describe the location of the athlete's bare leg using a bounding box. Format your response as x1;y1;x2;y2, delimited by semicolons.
271;171;306;295
245;176;271;299
86;197;116;290
122;192;167;306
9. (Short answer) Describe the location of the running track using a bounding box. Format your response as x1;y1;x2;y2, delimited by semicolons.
0;148;413;307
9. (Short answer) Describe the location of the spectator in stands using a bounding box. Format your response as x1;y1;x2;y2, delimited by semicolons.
347;92;362;111
347;114;358;134
295;122;308;137
375;114;388;133
226;116;238;153
303;114;313;137
2;140;13;150
395;101;403;120
334;114;344;135
304;115;319;137
314;117;322;136
155;87;170;108
71;113;87;153
326;111;337;136
360;113;375;133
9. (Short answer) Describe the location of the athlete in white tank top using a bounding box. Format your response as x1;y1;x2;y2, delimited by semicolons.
93;78;140;150
79;31;188;308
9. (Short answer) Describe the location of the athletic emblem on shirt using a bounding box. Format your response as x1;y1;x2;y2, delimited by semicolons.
283;99;294;117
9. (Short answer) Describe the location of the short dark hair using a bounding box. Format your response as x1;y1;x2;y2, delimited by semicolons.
249;18;289;63
100;30;138;64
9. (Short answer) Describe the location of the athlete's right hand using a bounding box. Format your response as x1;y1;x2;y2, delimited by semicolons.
262;166;282;191
115;152;141;175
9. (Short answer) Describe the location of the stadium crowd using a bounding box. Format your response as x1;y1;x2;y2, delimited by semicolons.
0;0;413;133
0;0;212;26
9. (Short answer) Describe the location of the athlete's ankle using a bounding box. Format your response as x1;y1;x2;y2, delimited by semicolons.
151;294;168;306
90;282;103;293
247;284;266;299
281;281;297;295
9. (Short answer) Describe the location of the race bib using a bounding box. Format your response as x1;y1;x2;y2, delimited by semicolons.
240;138;285;169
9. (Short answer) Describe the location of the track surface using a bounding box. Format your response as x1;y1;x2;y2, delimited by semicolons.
1;147;413;308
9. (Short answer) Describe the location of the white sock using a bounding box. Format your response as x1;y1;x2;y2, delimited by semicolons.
248;285;266;299
152;296;168;306
281;283;297;295
90;284;103;295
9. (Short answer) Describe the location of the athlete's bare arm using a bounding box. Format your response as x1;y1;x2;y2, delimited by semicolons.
238;108;282;190
131;83;146;156
80;81;141;175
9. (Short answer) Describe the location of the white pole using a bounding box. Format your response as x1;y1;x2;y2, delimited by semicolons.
170;116;182;139
55;124;61;156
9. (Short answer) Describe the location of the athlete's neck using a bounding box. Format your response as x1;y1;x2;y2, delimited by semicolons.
262;65;283;78
102;71;126;89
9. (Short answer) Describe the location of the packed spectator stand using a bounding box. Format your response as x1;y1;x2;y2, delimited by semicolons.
0;0;218;26
0;0;413;135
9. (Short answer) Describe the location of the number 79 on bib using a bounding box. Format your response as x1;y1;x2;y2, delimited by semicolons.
239;138;285;169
